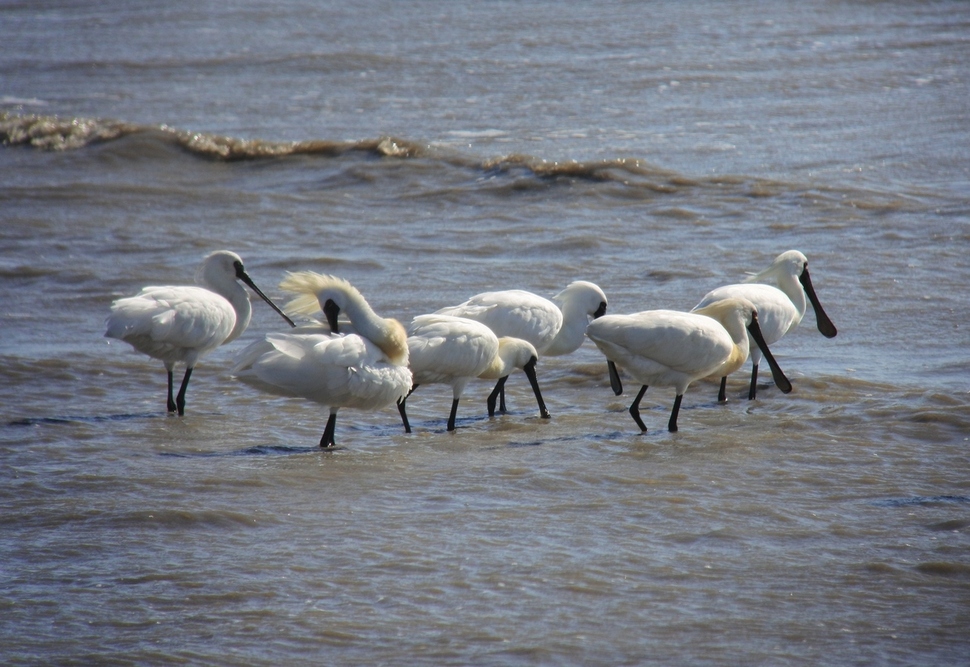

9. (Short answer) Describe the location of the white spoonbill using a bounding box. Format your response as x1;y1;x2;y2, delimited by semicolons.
104;250;294;415
693;250;837;401
435;280;607;411
586;298;792;433
397;314;549;432
231;272;411;448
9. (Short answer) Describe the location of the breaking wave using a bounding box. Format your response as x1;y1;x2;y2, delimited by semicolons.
0;111;423;159
0;111;932;212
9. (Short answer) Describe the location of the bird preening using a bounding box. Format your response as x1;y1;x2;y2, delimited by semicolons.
105;249;836;443
231;272;412;449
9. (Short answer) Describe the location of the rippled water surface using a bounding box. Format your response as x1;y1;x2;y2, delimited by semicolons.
2;1;969;665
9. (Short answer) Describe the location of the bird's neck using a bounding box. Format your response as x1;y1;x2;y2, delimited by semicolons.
544;301;585;356
719;315;750;354
348;302;408;367
479;346;514;380
776;274;807;320
693;302;750;357
203;277;252;344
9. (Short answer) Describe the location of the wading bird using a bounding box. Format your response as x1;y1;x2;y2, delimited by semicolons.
586;298;791;433
231;272;411;448
398;314;549;432
104;250;294;415
435;280;607;412
693;250;837;400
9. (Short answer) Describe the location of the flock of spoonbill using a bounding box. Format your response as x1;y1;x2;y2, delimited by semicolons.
435;281;608;413
105;249;837;445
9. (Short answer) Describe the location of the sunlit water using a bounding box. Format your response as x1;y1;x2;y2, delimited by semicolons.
2;1;969;665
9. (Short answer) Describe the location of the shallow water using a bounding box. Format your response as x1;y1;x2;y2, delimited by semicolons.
2;1;969;665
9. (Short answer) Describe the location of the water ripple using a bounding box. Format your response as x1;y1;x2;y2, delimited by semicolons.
871;495;970;508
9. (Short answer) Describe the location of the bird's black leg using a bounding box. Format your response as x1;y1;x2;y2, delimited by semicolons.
487;376;509;417
320;412;338;448
668;394;683;432
629;385;649;432
748;363;760;400
717;376;728;403
397;399;411;434
175;367;193;416
447;398;460;432
167;370;177;413
398;385;417;434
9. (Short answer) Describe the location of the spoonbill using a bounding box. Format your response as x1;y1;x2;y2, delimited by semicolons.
231;272;412;448
586;298;791;433
104;250;295;415
435;280;607;411
693;250;837;400
398;314;549;432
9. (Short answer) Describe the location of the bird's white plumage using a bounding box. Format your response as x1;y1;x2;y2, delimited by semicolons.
588;305;745;396
280;272;409;366
407;314;498;394
435;280;607;356
433;281;606;415
435;290;560;352
476;337;543;381
231;272;412;446
104;250;291;415
106;285;238;368
233;331;412;411
105;251;253;369
692;250;836;398
399;314;548;431
694;251;807;352
586;298;787;431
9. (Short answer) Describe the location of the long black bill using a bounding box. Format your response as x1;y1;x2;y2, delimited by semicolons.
593;301;608;319
235;262;296;328
799;266;837;338
523;356;551;419
323;299;341;333
747;314;793;394
607;360;623;395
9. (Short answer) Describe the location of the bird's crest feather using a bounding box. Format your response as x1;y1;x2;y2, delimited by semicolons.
279;272;361;316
